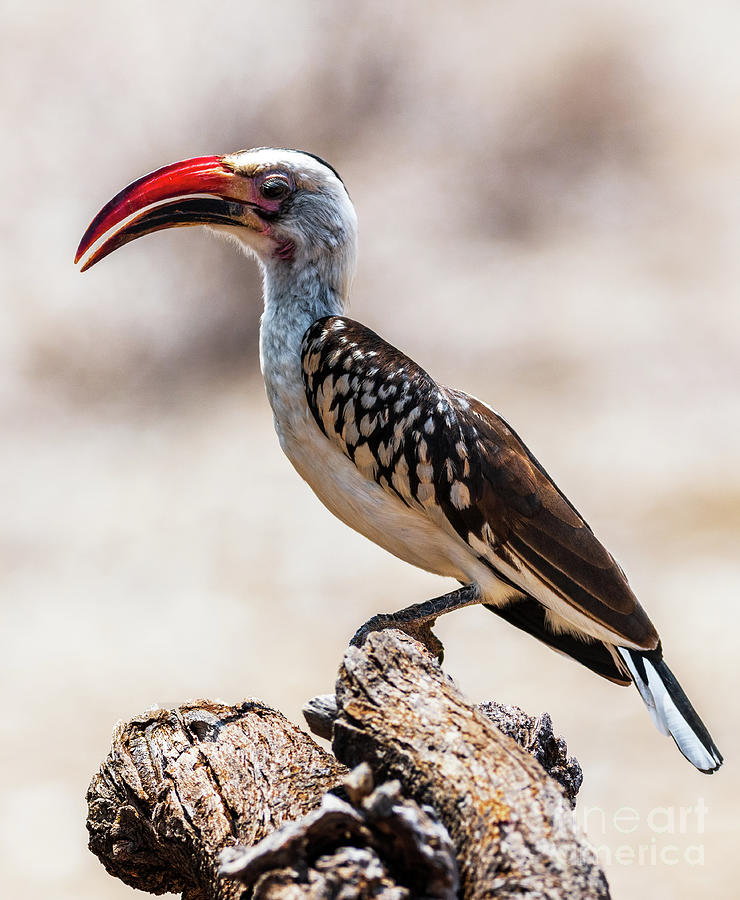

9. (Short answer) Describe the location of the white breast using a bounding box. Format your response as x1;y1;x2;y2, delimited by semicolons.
278;396;493;582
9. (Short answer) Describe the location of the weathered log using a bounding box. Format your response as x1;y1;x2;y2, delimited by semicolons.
331;630;609;899
221;762;460;899
86;631;610;899
303;694;583;807
476;702;583;806
86;699;345;900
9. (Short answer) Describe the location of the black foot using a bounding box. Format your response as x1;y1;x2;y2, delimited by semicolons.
349;584;482;663
350;613;445;662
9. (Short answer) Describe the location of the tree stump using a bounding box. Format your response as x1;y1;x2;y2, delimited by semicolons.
86;630;610;899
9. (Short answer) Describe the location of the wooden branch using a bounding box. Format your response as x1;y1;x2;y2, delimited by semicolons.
86;632;610;899
303;694;583;807
331;631;609;899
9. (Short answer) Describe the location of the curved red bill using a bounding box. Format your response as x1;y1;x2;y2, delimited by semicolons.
75;155;242;264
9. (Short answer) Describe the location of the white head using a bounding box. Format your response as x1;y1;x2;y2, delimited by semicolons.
76;147;359;301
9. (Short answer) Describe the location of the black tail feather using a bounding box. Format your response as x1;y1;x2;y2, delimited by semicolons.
485;597;631;685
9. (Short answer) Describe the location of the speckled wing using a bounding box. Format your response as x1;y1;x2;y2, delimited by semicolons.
301;316;658;651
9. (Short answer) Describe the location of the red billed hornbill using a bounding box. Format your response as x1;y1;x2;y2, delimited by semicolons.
76;147;722;773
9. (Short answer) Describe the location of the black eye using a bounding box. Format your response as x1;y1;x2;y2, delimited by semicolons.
260;176;291;200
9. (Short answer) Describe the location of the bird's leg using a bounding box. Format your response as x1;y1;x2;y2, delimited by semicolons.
350;582;482;661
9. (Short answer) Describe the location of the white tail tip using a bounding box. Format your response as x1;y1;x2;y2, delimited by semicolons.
617;647;722;774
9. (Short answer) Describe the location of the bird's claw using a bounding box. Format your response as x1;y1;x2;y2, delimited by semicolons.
350;615;445;663
349;614;393;648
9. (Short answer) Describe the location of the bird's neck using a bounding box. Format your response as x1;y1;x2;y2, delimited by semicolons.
259;254;351;425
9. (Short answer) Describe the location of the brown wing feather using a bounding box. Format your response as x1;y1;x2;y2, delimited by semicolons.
459;392;657;648
301;316;658;651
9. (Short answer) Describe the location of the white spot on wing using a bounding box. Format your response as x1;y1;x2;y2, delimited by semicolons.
343;421;360;445
417;483;435;504
353;442;377;477
378;441;393;467
306;352;321;377
450;481;471;509
417;462;434;483
406;407;421;427
359;414;376;437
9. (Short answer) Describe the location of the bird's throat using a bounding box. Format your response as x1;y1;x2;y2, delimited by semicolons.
259;258;348;430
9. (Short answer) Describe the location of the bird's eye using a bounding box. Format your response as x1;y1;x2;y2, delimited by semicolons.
260;177;291;200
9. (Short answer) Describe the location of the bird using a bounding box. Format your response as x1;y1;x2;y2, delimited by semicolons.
76;146;722;774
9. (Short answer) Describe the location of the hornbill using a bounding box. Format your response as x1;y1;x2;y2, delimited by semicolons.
76;147;722;773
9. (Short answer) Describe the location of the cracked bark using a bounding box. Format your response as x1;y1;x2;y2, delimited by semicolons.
86;630;610;899
86;700;345;900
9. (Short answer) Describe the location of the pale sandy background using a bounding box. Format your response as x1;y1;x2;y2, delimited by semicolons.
1;2;739;898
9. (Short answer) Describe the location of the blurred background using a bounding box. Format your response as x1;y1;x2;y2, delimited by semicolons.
1;1;738;897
